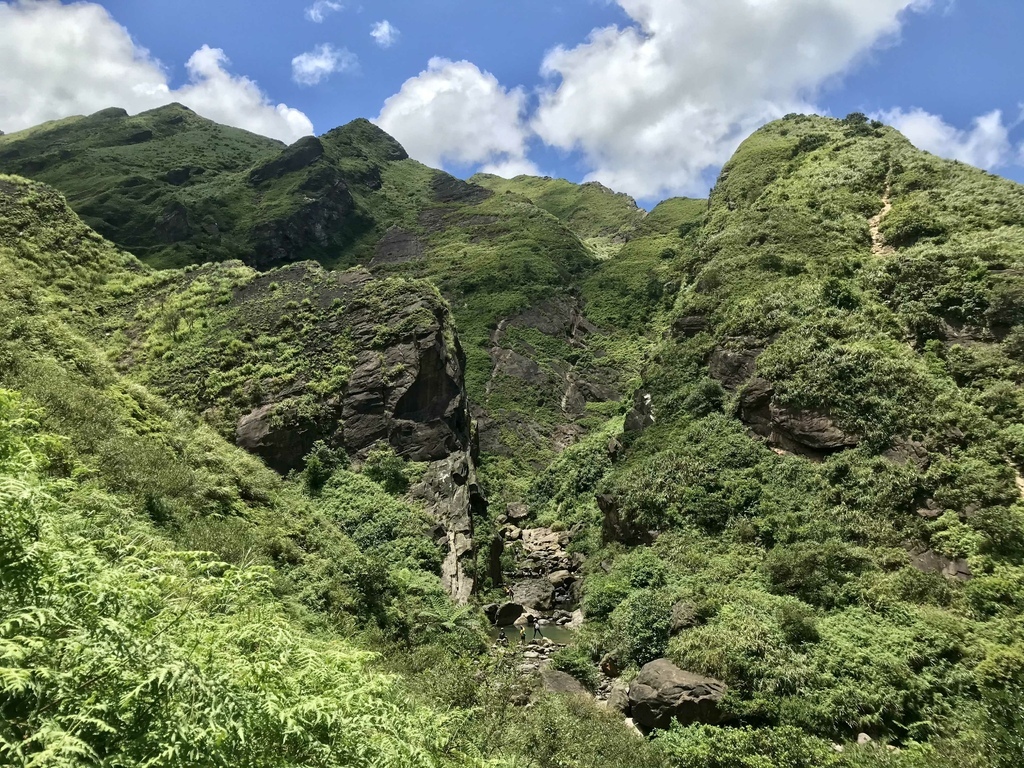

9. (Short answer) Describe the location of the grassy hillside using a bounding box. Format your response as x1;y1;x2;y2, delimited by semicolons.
531;114;1024;766
9;103;1024;767
471;173;646;257
0;110;640;501
0;173;669;767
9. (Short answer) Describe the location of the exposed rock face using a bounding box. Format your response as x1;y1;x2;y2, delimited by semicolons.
233;266;471;465
431;172;493;204
250;169;366;269
512;578;555;612
624;391;655;434
598;493;655;546
909;547;972;581
235;394;343;474
628;659;728;731
709;346;860;457
371;226;424;266
342;288;470;461
708;346;761;389
491;348;547;387
883;437;930;470
495;602;525;625
767;402;860;454
672;315;707;338
482;296;620;455
249;136;324;184
411;451;484;603
226;263;485;603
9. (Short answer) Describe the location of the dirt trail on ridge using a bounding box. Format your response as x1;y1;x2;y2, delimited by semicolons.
869;168;894;256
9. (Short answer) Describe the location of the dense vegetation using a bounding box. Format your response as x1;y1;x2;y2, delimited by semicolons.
4;108;1024;767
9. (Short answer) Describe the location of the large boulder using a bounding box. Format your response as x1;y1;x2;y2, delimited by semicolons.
909;547;972;581
235;394;342;474
627;659;727;731
512;578;555;611
541;670;589;696
607;679;630;714
708;346;761;389
494;602;525;625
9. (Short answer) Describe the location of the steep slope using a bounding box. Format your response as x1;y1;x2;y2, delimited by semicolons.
0;172;668;768
471;173;647;256
0;172;483;602
524;114;1024;764
0;106;675;548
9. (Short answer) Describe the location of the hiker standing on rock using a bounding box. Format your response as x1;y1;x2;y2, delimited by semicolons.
532;616;543;639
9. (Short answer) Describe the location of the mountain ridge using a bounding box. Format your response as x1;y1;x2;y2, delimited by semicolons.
3;107;1024;767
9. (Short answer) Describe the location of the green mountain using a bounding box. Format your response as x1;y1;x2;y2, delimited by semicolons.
3;108;1024;767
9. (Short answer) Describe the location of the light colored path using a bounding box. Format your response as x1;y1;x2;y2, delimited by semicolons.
869;169;894;256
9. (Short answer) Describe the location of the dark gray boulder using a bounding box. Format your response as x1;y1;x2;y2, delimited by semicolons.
627;659;728;731
669;601;698;636
541;670;589;696
494;602;525;625
909;547;972;581
512;578;555;611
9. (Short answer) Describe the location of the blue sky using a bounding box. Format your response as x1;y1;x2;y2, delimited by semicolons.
1;1;1022;205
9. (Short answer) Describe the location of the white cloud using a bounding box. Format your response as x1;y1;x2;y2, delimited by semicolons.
376;57;533;172
305;0;343;23
371;20;400;49
531;0;933;198
876;107;1013;170
291;44;357;86
0;1;312;143
481;157;541;178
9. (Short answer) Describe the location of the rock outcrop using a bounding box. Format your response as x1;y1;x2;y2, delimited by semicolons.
597;493;655;546
624;391;655;434
411;452;484;603
541;670;589;696
627;659;728;731
223;263;486;602
708;345;860;457
232;265;471;466
908;546;972;581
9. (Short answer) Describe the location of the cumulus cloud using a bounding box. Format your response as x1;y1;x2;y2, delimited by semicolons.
0;0;312;143
305;0;343;23
877;107;1013;169
371;20;400;49
376;57;533;172
531;0;933;197
291;44;358;86
481;157;542;178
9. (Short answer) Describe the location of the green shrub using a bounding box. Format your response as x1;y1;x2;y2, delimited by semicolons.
658;724;841;768
362;442;409;495
550;645;600;691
